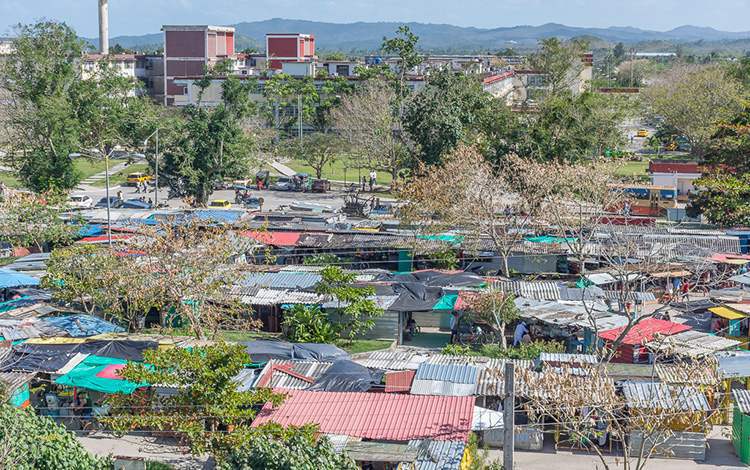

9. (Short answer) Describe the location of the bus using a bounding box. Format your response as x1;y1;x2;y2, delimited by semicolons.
611;184;678;217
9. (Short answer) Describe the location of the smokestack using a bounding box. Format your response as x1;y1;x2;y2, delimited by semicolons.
98;0;109;55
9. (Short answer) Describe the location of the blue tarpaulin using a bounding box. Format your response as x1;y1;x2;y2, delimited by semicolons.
41;315;124;338
0;269;40;289
77;224;103;237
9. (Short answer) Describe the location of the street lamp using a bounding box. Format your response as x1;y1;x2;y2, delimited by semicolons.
143;129;160;208
70;145;121;248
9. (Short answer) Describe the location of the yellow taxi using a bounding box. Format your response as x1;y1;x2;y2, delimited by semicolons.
208;199;232;209
126;172;153;185
636;129;649;138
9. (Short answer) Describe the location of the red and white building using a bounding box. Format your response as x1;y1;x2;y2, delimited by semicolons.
648;160;703;199
266;33;316;71
162;25;236;105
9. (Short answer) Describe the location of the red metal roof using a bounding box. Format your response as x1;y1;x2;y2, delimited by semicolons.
78;234;133;244
241;231;301;247
598;318;691;345
384;370;416;393
483;71;514;84
252;390;473;441
648;161;701;174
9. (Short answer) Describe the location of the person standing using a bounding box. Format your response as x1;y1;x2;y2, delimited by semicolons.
369;170;377;191
513;321;529;347
449;312;460;344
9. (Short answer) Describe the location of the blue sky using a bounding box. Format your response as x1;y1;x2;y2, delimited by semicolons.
3;0;750;37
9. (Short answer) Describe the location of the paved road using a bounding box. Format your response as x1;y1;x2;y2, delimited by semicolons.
489;426;743;470
78;432;211;469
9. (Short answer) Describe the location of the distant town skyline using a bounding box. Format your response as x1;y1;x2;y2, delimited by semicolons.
2;0;750;38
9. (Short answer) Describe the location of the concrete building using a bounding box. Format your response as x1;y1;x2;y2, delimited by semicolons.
649;160;702;200
266;33;316;70
482;71;516;104
321;60;358;77
162;25;236;105
511;53;593;104
135;54;165;102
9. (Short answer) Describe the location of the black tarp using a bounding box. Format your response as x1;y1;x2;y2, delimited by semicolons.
293;343;349;362
308;360;383;392
1;343;81;373
242;340;294;362
242;340;351;363
0;340;158;373
375;271;485;287
387;283;445;313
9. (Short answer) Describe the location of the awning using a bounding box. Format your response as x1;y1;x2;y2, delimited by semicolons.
709;306;747;321
433;294;459;311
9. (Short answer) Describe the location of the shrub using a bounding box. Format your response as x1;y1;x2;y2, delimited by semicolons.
282;304;339;343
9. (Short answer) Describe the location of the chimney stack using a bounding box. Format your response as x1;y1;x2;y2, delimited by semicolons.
98;0;109;55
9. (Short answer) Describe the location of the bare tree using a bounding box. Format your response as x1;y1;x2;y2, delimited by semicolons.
332;78;410;183
398;145;547;277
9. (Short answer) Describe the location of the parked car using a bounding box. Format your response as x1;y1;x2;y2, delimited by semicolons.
120;199;153;209
208;199;232;209
94;196;122;209
126;172;153;186
636;129;649;138
271;176;295;191
67;194;93;209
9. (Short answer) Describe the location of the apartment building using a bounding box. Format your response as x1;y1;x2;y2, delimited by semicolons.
266;33;316;70
162;25;236;105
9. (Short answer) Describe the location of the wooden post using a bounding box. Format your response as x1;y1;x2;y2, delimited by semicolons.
504;361;515;469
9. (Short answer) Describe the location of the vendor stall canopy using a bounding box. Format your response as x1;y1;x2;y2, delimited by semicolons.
55;355;147;394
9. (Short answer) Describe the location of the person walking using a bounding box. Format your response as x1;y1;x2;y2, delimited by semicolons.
449;312;460;344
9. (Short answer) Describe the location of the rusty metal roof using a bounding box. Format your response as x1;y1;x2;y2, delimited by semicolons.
252;390;474;442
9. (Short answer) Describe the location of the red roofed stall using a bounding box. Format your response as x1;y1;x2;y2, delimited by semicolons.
598;318;691;363
252;390;474;441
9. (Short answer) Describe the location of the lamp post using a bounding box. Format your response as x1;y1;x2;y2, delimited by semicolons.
144;129;160;208
70;146;120;248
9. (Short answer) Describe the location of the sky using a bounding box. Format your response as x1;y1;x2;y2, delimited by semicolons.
3;0;750;38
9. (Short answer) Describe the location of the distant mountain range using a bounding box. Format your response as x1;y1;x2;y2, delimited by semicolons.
86;18;750;53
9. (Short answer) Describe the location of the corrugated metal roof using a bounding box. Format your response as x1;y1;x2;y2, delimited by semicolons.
234;287;323;306
407;440;465;470
493;281;561;300
716;350;750;379
355;351;429;371
252;390;474;442
427;355;533;371
385;370;416;393
599;318;691;345
256;359;333;390
233;368;260;392
0;371;35;392
539;353;598;365
654;363;720;386
322;294;400;311
415;363;479;384
411;379;477;397
734;389;750;414
646;330;740;357
621;381;710;412
239;271;321;290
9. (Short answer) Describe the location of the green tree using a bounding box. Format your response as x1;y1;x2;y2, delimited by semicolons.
613;42;626;64
688;172;750;226
282;133;341;179
315;266;383;343
0;22;84;191
403;70;503;165
161;76;256;205
220;425;357;470
382;25;422;105
463;290;519;349
105;344;284;456
703;103;750;172
0;192;79;251
282;304;339;343
0;404;110;469
529;37;587;96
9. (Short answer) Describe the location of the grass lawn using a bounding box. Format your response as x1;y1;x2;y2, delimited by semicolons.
73;158;109;180
337;339;393;355
286;159;394;186
616;161;649;178
0;172;20;188
92;163;149;187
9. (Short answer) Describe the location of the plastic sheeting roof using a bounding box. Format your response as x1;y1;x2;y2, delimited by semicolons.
55;355;147;394
41;315;124;338
252;390;474;441
0;269;39;289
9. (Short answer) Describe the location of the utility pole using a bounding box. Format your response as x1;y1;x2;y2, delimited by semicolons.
298;94;303;145
503;362;515;470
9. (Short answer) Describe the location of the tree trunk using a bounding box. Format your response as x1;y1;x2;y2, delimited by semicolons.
499;322;507;349
501;255;511;278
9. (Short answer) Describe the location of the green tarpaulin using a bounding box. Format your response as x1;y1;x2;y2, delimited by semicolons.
433;294;459;311
55;355;147;395
416;234;464;244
